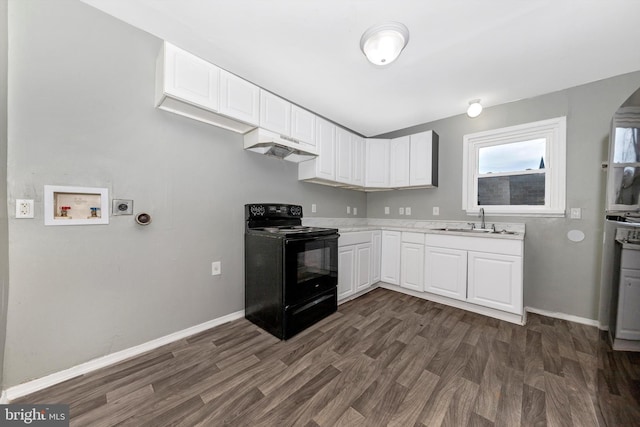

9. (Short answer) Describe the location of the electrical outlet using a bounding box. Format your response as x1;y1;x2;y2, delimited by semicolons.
570;208;582;219
311;203;317;213
16;199;34;218
405;207;411;216
433;207;440;216
399;207;404;215
347;206;351;214
211;261;221;276
384;206;390;215
353;207;357;215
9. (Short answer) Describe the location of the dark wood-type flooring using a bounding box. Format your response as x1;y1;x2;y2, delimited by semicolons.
14;288;639;426
596;330;640;426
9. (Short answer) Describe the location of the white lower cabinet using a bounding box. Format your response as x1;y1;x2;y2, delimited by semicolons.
424;246;467;301
400;232;425;292
467;251;522;314
379;232;523;318
338;246;356;300
401;242;424;292
355;245;372;292
381;231;401;285
338;232;374;301
371;231;382;283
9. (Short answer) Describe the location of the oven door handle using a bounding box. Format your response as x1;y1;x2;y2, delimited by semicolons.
285;234;339;244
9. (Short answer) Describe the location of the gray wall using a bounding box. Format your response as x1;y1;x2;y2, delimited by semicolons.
0;0;9;388
3;0;365;387
370;71;640;321
5;0;640;389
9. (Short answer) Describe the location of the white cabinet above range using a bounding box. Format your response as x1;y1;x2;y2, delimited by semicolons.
259;90;316;147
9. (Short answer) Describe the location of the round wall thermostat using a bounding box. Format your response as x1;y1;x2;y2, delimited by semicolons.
135;212;152;226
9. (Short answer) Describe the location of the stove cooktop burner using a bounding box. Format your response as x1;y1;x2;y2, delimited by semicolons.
259;226;320;234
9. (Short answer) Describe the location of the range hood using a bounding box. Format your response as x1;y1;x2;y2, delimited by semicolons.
244;128;318;163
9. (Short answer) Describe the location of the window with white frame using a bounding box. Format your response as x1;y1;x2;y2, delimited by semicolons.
463;117;566;216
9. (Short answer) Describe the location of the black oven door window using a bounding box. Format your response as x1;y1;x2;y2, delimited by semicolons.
284;235;338;305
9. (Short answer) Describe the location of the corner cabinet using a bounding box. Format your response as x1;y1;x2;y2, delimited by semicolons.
300;129;439;191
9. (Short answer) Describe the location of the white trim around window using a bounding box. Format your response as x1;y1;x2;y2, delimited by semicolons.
463;117;566;217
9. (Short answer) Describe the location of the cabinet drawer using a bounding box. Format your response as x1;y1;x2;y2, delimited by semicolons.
339;231;372;247
402;232;425;244
621;248;640;269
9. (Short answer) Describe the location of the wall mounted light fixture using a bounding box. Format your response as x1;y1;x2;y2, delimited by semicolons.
467;99;483;118
360;22;410;66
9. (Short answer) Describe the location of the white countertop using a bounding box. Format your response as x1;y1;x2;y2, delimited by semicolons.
302;218;525;240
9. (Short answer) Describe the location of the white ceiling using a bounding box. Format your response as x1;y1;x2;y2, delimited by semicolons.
82;0;640;137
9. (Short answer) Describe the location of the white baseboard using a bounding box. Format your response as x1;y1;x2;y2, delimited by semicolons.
4;309;245;402
379;283;525;325
525;306;599;327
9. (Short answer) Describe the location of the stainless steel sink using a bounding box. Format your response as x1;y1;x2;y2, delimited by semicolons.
433;227;518;235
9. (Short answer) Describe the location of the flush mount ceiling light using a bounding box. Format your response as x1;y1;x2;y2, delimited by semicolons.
360;22;410;66
467;99;483;118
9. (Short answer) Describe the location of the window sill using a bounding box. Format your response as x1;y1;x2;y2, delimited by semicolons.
466;209;566;218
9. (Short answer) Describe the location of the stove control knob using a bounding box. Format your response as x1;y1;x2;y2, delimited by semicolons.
250;205;265;216
290;206;301;216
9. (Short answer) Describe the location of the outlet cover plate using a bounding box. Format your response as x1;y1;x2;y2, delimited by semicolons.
112;199;133;215
16;199;34;218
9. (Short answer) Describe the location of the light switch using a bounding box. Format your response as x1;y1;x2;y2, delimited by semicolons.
353;207;357;215
347;206;351;214
433;207;440;216
399;207;404;215
405;207;411;216
384;206;390;215
311;203;317;213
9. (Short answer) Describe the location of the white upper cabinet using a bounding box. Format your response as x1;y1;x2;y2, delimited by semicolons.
219;69;260;126
158;42;220;112
410;130;439;187
298;118;336;182
260;90;316;146
335;129;365;187
390;136;411;187
365;139;390;188
156;42;256;134
336;127;354;184
291;105;316;147
259;90;291;135
351;135;365;186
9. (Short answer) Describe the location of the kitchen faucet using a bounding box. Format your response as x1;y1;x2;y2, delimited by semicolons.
479;207;486;229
